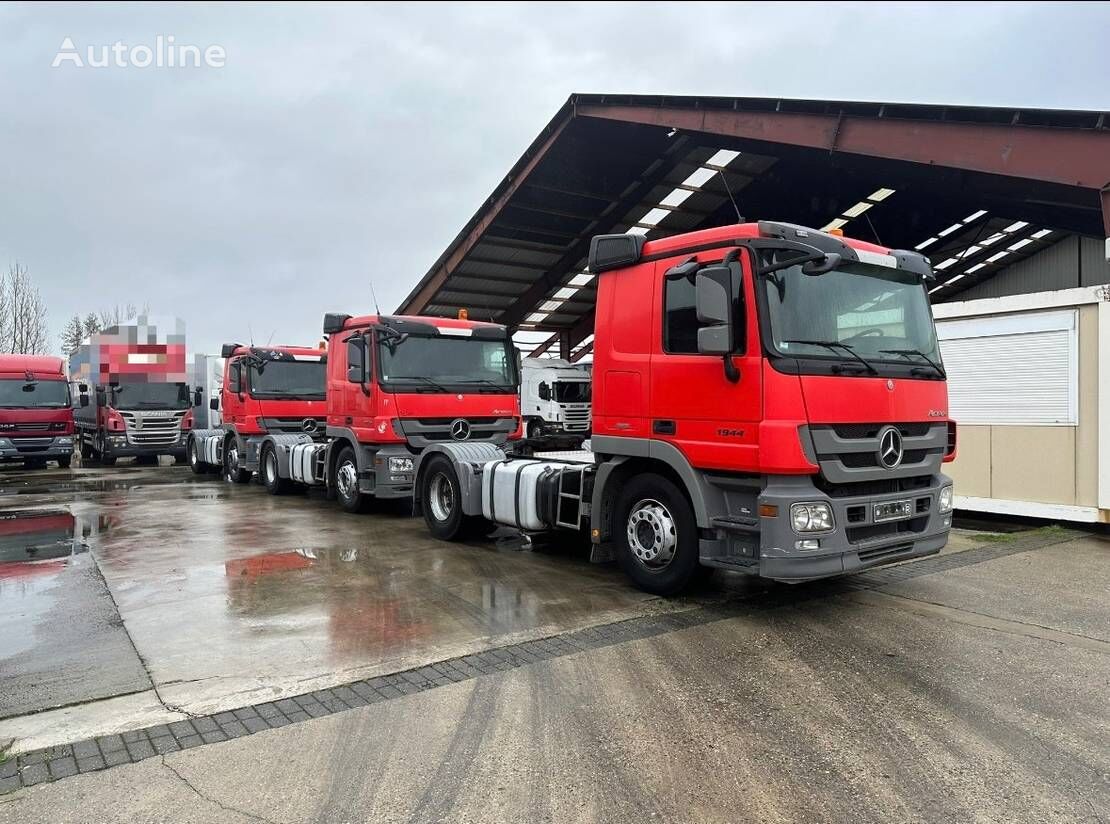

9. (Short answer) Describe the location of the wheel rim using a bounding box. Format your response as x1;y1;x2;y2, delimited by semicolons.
190;442;198;466
626;498;678;569
265;451;277;484
428;472;454;522
226;445;239;480
336;459;358;498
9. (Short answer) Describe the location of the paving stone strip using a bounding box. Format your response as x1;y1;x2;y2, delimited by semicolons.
0;527;1074;796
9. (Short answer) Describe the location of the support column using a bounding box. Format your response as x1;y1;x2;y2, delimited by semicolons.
559;331;571;361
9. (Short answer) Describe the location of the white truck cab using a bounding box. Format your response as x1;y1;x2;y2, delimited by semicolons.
520;357;591;442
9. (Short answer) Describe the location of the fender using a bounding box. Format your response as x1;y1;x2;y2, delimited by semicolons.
412;442;505;517
258;433;318;480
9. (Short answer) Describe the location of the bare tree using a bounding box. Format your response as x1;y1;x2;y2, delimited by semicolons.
0;263;49;355
83;313;101;339
98;302;150;330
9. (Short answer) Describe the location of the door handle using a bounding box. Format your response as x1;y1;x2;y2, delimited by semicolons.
653;420;676;435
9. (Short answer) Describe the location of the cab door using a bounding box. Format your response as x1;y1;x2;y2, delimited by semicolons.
648;247;762;472
333;328;376;439
222;357;247;428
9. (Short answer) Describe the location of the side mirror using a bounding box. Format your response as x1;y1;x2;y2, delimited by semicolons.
538;382;550;401
78;383;88;393
346;363;365;384
695;264;741;383
802;252;842;276
209;398;219;411
695;265;734;354
79;394;89;408
193;388;203;407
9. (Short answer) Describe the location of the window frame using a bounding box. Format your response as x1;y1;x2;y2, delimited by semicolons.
661;259;747;356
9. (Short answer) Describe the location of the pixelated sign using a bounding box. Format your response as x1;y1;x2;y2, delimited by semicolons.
69;315;187;385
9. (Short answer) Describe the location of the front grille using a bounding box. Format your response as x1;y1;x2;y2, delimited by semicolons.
814;474;931;499
414;417;499;426
809;422;947;485
120;411;184;446
832;423;930;439
3;422;64;432
847;515;928;544
562;406;591;432
13;438;53;451
400;417;517;446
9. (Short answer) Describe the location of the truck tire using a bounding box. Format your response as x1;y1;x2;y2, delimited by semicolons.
100;455;116;467
613;473;706;596
188;438;207;475
332;445;370;513
527;420;541;440
223;437;252;484
420;454;491;541
261;443;292;495
57;456;72;470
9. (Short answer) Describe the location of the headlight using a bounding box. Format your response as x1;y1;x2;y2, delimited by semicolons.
0;438;10;448
388;456;414;473
790;502;834;533
55;437;72;446
938;485;954;514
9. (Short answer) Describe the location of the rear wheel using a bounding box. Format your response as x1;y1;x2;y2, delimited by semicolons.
100;455;116;467
614;473;706;596
188;438;207;475
57;456;72;470
332;446;369;513
223;437;252;484
526;420;542;440
420;455;490;540
261;444;291;495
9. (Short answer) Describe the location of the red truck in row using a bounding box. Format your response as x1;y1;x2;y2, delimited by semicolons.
186;316;521;509
408;221;956;594
0;355;84;469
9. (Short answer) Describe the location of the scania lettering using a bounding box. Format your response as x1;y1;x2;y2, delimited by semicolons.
413;222;956;595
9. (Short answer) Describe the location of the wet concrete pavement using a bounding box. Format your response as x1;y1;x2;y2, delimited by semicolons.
1;464;1107;821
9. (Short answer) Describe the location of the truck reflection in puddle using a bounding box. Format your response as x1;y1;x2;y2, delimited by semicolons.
224;548;430;657
0;509;85;576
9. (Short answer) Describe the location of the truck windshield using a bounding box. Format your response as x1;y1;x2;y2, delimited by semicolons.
0;379;69;408
111;382;191;409
554;381;591;403
760;260;940;371
378;335;516;392
249;360;326;399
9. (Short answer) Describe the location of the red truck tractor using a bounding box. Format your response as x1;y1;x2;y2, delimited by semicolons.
0;355;84;469
187;344;328;486
412;221;957;595
194;316;522;512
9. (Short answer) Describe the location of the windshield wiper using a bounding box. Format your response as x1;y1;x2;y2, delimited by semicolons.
459;378;512;393
387;375;450;392
781;339;878;375
880;348;946;378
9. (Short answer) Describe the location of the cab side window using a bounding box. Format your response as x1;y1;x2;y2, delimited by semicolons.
228;359;241;393
663;266;746;354
347;338;366;383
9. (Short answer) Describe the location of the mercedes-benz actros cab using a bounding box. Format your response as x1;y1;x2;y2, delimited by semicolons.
412;222;956;595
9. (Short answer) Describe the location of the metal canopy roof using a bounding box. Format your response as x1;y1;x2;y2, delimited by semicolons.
398;93;1110;357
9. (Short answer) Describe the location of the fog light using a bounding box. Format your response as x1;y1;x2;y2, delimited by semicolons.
938;485;954;514
794;539;820;551
388;456;414;473
790;501;834;533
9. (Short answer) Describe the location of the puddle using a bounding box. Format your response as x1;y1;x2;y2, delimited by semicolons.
0;509;86;568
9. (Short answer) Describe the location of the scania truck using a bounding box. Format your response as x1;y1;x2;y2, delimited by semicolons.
520;357;591;444
0;355;84;469
186;344;328;485
412;222;956;595
237;313;522;510
70;317;195;465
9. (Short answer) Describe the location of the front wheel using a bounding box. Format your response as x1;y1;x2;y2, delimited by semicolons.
188;438;206;475
223;437;252;484
57;456;72;470
261;444;292;495
420;455;490;541
332;446;369;513
614;473;706;596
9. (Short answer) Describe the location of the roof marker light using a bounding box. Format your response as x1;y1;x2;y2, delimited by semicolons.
659;188;694;208
868;188;896;202
706;149;741;168
964;210;988;222
682;167;717;189
843;201;873;219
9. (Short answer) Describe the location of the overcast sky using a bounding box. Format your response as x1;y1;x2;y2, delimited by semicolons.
1;2;1108;358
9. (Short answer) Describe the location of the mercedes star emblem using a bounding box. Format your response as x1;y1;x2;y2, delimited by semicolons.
450;419;471;441
301;418;318;433
877;426;904;469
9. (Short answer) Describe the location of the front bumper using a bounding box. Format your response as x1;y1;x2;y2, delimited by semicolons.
357;444;415;499
105;433;186;458
0;436;74;461
756;473;952;581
